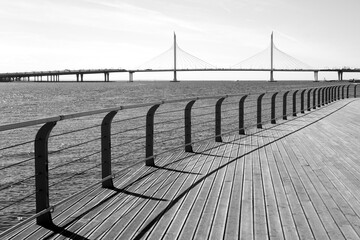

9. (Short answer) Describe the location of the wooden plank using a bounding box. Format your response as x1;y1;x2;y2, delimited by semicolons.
208;135;240;240
256;127;286;240
134;141;220;240
252;128;268;240
239;131;254;240
274;126;330;240
83;150;194;239
223;133;249;240
3;98;360;240
271;133;315;239
160;142;226;240
175;141;232;239
98;148;202;239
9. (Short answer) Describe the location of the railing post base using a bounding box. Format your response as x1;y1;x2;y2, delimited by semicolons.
145;158;155;166
239;95;248;135
271;92;278;124
101;111;118;189
215;97;226;142
185;100;196;152
257;93;266;128
35;121;57;226
146;104;160;166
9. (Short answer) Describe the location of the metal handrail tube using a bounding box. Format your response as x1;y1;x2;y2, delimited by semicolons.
192;104;217;110
156;108;184;116
50;123;101;138
112;114;146;124
0;116;61;132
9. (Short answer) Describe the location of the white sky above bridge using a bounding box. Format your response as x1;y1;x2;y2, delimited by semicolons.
0;0;360;80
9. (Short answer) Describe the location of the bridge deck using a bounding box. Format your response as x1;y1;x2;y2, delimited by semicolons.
3;99;360;240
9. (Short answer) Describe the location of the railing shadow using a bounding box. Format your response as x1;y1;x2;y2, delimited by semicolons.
152;165;201;175
41;185;168;239
42;223;90;240
132;99;355;239
192;151;234;159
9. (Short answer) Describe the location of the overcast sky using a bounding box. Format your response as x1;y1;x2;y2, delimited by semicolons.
1;0;359;79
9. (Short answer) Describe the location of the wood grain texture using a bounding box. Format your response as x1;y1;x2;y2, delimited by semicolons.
3;98;360;240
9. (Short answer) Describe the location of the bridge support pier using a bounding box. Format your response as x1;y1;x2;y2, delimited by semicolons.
314;71;319;82
269;70;274;82
173;70;178;82
104;72;110;82
129;72;134;82
338;71;343;81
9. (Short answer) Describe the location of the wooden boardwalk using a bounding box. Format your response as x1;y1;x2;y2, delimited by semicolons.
3;98;360;240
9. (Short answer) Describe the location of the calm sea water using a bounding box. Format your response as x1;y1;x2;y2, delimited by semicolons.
0;80;347;232
0;80;339;124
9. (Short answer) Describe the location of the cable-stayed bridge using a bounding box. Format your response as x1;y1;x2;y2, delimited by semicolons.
1;33;359;82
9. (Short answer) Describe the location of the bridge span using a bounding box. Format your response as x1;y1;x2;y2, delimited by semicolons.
0;67;359;82
1;33;359;82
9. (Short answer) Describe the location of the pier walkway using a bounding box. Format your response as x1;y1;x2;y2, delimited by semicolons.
3;98;360;239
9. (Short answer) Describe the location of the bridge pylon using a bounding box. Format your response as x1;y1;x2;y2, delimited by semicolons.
269;32;275;82
172;32;178;82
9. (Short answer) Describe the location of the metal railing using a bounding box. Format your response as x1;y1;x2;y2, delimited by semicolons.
0;83;357;235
